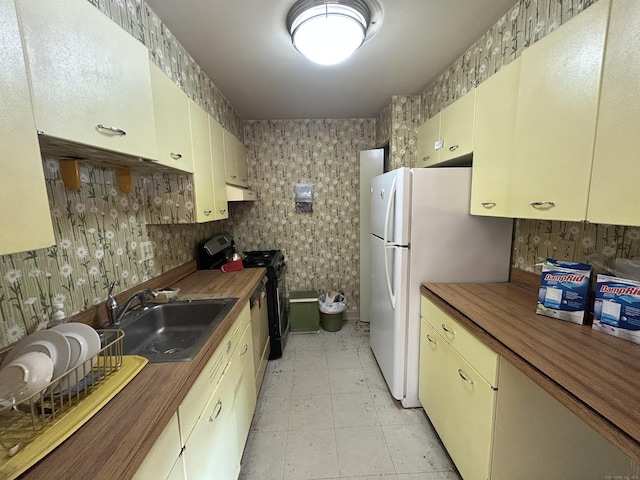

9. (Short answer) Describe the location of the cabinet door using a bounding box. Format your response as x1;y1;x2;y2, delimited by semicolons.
233;321;257;456
471;58;521;217
439;90;476;163
0;0;54;256
509;0;609;221
17;0;157;160
235;137;249;187
209;118;229;220
445;349;496;480
491;358;630;480
133;413;185;480
188;99;215;222
587;0;640;226
416;114;441;168
223;129;240;185
418;320;450;436
149;62;194;173
184;356;242;480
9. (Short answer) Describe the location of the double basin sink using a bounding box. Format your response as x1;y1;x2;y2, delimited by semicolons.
117;298;237;362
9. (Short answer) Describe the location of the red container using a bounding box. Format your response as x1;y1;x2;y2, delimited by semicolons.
221;259;244;272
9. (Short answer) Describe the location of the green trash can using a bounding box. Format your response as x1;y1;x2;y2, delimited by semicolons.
319;293;346;332
289;291;319;333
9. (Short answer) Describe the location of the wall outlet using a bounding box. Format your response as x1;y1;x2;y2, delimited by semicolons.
555;240;575;260
140;241;153;261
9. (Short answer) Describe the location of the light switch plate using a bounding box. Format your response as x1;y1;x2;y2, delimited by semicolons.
140;241;153;261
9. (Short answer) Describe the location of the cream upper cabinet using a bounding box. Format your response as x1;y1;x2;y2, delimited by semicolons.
0;0;54;256
190;99;228;222
224;129;249;187
509;0;610;221
189;99;216;222
16;0;157;160
416;114;440;168
209;118;229;220
587;0;640;226
149;62;194;173
416;90;475;168
471;58;521;217
438;89;476;164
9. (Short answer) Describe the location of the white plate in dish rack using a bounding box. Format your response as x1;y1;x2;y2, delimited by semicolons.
1;330;71;380
50;323;101;393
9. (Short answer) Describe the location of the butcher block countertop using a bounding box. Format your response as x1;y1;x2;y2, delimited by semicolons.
19;263;267;480
421;269;640;466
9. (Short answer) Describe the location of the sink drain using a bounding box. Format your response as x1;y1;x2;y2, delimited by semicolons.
163;347;184;355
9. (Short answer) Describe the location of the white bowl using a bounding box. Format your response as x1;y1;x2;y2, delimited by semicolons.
4;352;54;398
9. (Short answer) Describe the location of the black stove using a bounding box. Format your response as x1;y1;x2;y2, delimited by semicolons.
196;235;289;359
243;250;288;359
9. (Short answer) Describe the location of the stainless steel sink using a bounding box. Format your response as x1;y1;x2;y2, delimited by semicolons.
119;298;238;362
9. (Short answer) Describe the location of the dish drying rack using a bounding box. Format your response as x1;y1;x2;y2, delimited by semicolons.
0;329;124;454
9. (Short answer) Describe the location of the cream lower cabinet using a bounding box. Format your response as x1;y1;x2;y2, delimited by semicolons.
0;0;55;256
135;303;255;480
133;413;185;480
419;296;632;480
16;0;157;160
508;0;609;221
251;289;270;392
470;58;521;217
587;0;640;226
419;301;497;480
184;348;243;480
149;62;194;173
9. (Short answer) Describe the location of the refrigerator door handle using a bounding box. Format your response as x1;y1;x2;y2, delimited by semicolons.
383;177;397;309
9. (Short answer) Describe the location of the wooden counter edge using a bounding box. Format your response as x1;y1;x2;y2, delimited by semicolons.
420;284;640;466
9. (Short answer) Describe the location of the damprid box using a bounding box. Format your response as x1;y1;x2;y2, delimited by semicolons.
593;274;640;345
536;259;592;324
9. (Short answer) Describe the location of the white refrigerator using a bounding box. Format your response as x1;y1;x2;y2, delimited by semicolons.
370;167;513;408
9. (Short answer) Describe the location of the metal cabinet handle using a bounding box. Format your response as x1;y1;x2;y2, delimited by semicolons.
226;340;232;353
449;145;459;152
231;174;237;179
458;369;474;384
441;324;454;334
208;399;223;422
529;201;556;209
240;344;249;355
219;208;227;214
170;152;182;160
481;202;496;208
204;209;212;216
426;334;437;345
97;124;126;136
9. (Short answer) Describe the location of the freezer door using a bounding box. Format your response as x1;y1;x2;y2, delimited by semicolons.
370;168;411;246
370;234;409;401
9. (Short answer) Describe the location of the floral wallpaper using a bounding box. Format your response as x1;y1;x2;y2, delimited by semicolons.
236;119;377;311
0;158;228;346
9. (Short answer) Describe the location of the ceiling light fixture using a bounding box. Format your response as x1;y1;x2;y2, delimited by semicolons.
286;0;371;66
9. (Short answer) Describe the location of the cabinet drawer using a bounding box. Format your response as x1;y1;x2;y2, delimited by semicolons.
421;296;498;385
179;302;250;440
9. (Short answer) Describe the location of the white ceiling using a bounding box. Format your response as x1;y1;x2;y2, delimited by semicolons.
145;0;517;120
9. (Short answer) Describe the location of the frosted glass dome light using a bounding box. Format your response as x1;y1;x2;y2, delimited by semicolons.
287;1;371;65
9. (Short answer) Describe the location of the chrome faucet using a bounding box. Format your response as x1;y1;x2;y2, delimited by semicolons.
106;282;158;326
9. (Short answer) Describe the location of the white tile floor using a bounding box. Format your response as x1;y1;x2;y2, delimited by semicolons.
239;320;462;480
